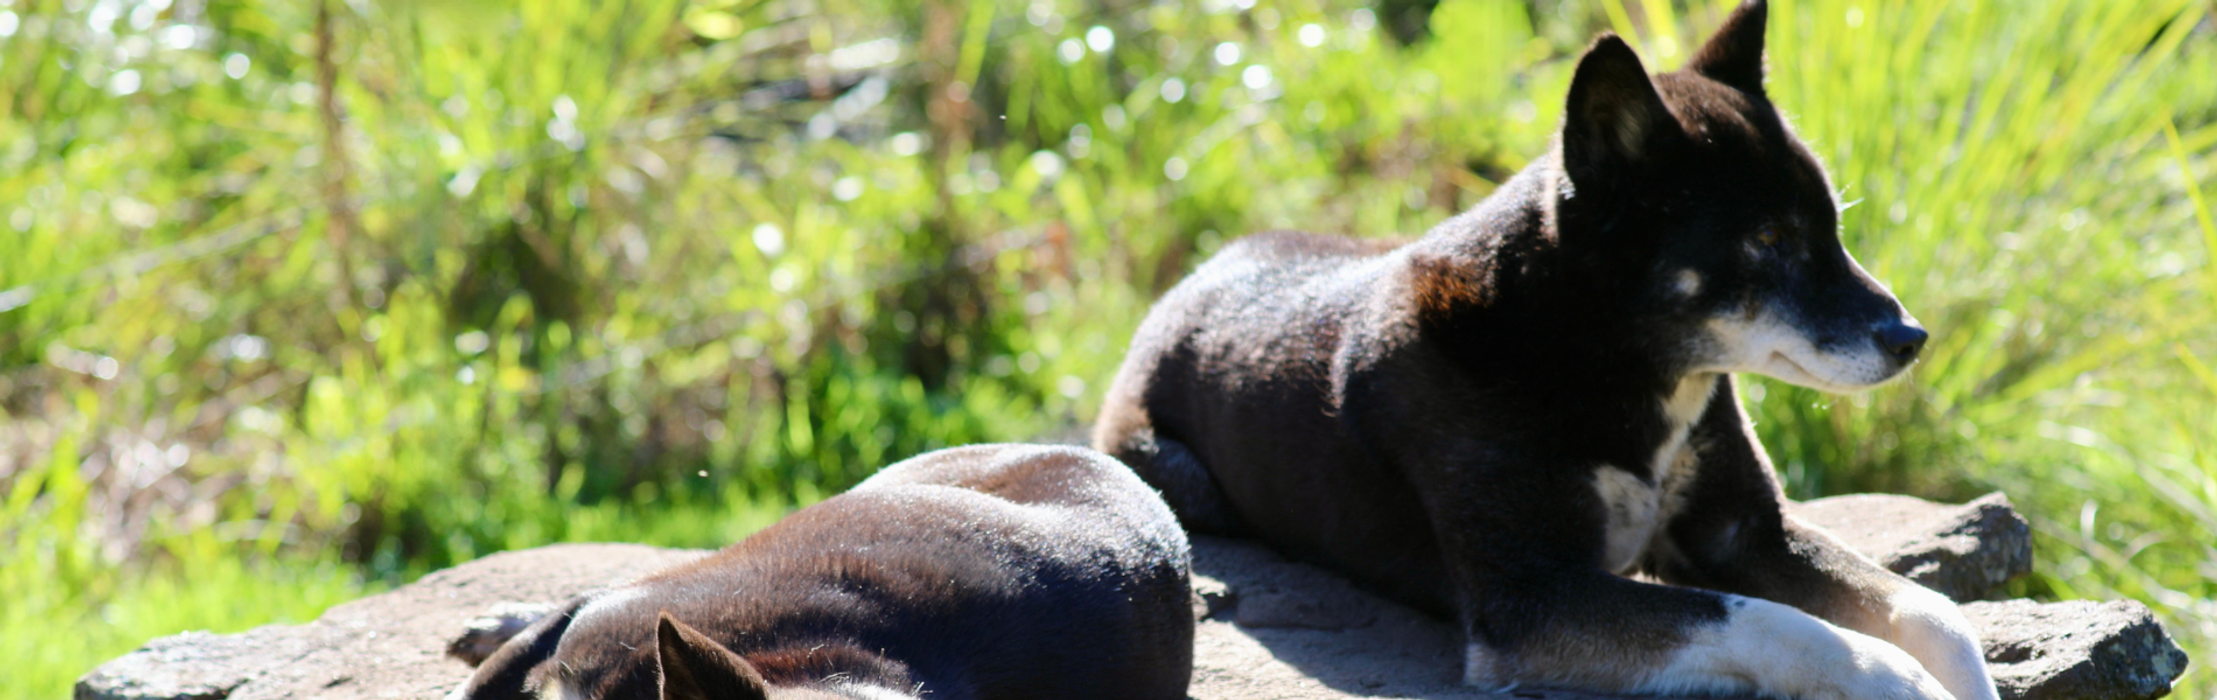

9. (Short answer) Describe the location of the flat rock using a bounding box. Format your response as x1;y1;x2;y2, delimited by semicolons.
1186;536;2184;700
1187;536;1661;699
1963;599;2191;700
78;495;2182;700
77;544;707;700
1201;538;1383;631
1792;491;2033;601
72;629;344;700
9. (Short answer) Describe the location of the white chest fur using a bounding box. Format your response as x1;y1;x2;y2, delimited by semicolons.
1593;374;1717;573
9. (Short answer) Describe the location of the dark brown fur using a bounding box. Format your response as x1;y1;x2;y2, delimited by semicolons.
452;444;1194;700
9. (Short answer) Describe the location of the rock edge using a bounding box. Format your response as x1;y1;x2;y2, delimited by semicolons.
79;493;2184;700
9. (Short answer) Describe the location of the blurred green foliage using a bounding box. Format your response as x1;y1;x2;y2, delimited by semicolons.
1;0;2213;697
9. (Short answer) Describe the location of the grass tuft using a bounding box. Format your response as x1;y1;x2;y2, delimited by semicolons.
1;1;2212;697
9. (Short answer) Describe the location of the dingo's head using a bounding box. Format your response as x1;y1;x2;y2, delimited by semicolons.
1555;0;1925;391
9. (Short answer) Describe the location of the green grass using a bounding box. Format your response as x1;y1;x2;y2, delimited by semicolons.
1;1;2213;698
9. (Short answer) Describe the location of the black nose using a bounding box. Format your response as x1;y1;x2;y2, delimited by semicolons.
1875;322;1928;364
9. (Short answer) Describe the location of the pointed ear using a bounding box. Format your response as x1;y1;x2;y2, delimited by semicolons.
1687;0;1768;94
657;613;770;700
1562;35;1677;185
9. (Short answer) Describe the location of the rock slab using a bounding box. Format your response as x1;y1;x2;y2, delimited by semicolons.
1185;535;2183;700
1186;535;1650;700
1964;599;2192;700
1793;491;2034;601
77;544;706;700
79;495;2180;700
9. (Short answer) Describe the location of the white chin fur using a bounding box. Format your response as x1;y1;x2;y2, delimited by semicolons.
1703;313;1902;392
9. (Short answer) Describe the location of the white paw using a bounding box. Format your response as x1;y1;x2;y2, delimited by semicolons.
1653;596;1956;700
1825;627;1958;700
1887;586;2001;700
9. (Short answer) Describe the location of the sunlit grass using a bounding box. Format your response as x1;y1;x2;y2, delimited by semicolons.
1;1;2212;698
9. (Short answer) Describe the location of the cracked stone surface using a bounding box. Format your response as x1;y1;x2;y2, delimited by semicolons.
76;544;705;700
1792;491;2033;601
1186;535;1631;699
1963;599;2192;700
77;494;2181;700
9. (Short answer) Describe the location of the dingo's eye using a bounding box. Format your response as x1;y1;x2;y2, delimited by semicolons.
1755;226;1781;247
